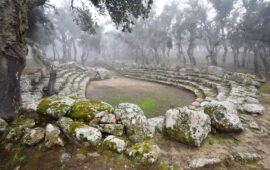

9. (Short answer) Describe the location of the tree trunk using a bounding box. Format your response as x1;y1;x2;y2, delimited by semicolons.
241;46;248;68
46;69;57;96
221;26;228;65
232;48;240;69
0;0;28;119
187;35;196;65
253;46;260;73
72;40;77;61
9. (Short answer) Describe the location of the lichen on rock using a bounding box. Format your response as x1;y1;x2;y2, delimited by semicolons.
75;126;102;146
57;117;86;136
45;124;64;148
204;101;243;133
164;107;211;147
37;97;75;119
114;103;153;143
103;135;127;153
22;127;45;146
68;99;113;122
126;141;161;165
97;124;124;136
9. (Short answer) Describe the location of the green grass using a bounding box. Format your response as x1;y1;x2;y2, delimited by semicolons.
138;98;156;115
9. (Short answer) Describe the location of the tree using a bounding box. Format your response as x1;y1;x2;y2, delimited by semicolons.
183;0;207;65
210;0;235;65
0;0;153;119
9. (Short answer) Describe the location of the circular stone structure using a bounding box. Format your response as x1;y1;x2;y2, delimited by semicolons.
86;76;195;118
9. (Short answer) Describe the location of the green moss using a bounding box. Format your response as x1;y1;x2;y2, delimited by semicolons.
37;98;71;118
68;99;113;121
37;98;52;114
68;121;85;134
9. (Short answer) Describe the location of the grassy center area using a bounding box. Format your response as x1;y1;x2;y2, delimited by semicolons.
86;77;195;118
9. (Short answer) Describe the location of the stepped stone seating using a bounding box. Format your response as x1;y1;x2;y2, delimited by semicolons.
118;65;265;115
118;66;265;143
20;62;102;110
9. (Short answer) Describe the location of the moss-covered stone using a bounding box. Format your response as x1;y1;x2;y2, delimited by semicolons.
68;99;113;122
22;127;45;146
126;141;161;165
37;97;75;119
103;135;127;153
57;117;86;136
5;117;36;142
45;124;64;148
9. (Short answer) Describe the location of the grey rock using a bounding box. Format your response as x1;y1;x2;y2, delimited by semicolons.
204;101;243;133
164;107;211;147
22;127;45;146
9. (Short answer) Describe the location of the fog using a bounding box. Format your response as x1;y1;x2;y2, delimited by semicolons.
28;0;270;73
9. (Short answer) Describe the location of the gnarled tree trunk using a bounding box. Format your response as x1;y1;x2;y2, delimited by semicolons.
0;0;28;119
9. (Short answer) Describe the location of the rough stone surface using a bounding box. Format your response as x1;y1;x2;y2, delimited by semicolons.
126;141;161;165
240;103;265;115
75;126;102;146
45;124;64;148
233;152;263;162
103;135;126;153
188;158;222;169
37;97;75;118
148;116;164;134
6;117;36;141
208;66;224;78
68;99;113;122
57;117;87;136
22;127;45;146
204;101;243;133
100;113;117;124
164;107;211;147
97;124;124;136
114;103;153;142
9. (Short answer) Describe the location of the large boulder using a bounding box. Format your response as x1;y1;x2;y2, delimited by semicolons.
164;107;211;147
114;103;153;142
22;127;45;146
103;135;127;153
37;97;75;119
68;99;113;122
126;141;161;165
204;101;243;133
45;124;64;148
208;66;225;78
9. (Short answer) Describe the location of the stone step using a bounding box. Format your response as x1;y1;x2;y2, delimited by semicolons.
125;72;217;99
124;69;230;101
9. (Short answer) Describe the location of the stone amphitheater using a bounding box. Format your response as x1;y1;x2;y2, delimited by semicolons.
0;62;269;170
